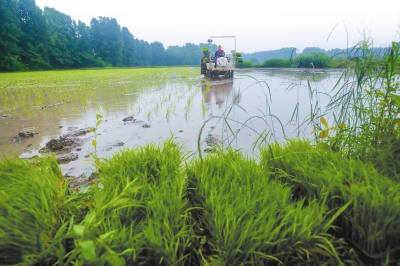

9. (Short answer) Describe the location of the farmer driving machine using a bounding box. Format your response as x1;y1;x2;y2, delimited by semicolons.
201;36;239;79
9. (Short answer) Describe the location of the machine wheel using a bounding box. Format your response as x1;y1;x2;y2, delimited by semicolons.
230;70;234;78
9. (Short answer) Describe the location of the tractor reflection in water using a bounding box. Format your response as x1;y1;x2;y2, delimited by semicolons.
202;80;237;110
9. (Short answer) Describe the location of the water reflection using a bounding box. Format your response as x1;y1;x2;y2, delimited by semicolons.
239;68;337;83
202;80;235;108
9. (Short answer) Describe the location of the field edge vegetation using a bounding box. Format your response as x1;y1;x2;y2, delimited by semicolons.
1;138;399;265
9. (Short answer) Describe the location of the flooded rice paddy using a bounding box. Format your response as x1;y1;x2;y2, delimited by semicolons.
0;67;344;178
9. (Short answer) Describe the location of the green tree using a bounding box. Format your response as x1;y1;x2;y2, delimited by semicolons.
182;42;202;65
43;7;76;69
121;27;136;67
150;41;165;65
0;0;22;71
164;43;202;66
165;45;184;66
74;21;102;68
90;16;123;66
134;39;151;66
18;0;50;69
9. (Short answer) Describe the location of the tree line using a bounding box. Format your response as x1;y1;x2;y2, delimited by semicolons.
0;0;216;72
242;46;392;64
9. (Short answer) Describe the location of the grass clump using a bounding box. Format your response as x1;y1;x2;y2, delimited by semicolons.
317;42;400;181
0;156;72;265
186;148;347;265
235;60;254;68
1;138;399;264
66;139;197;265
260;139;400;260
293;53;331;68
262;58;292;68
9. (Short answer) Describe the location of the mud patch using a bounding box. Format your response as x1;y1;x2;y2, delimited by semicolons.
64;128;91;138
57;153;78;164
0;114;12;119
31;100;70;111
204;134;224;152
105;141;125;151
39;128;91;164
205;134;223;146
64;172;99;189
122;116;151;128
13;131;39;143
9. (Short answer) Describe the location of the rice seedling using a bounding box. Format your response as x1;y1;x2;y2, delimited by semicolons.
65;139;197;265
166;104;176;122
136;105;141;115
184;89;198;120
89;113;103;161
186;148;349;265
0;67;200;119
260;139;400;262
154;102;160;113
0;156;77;265
146;110;152;122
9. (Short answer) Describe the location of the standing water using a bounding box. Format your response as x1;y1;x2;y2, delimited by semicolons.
0;67;344;178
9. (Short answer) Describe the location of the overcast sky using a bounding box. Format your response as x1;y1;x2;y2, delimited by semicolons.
35;0;400;53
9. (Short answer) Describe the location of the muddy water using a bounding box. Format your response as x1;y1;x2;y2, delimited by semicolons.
0;68;344;179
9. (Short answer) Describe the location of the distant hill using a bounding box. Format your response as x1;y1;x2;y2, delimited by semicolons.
242;46;392;63
241;47;298;63
302;47;392;58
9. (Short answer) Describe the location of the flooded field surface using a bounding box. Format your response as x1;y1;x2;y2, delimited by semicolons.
0;67;345;181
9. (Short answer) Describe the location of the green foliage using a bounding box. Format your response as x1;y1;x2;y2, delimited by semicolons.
121;27;136;67
0;1;215;71
202;46;210;58
318;42;400;180
65;139;197;265
327;57;354;68
150;41;165;66
235;60;253;68
0;156;72;265
201;46;210;53
293;52;331;68
1;139;400;264
43;7;76;69
90;16;124;67
262;58;292;68
18;0;51;70
187;148;348;265
260;139;400;258
0;0;23;71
